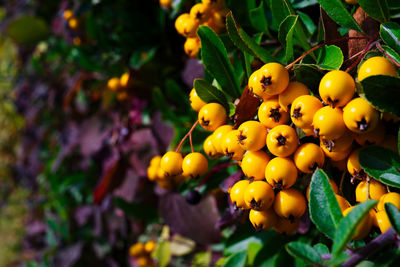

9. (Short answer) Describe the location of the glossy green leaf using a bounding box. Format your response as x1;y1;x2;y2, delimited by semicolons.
249;0;270;35
286;242;323;265
380;22;400;55
226;13;278;64
317;0;363;32
357;0;390;22
278;15;298;62
316;45;344;70
6;16;49;46
332;200;377;257
198;26;241;98
193;78;229;112
381;45;400;65
313;243;330;256
222;251;247;267
359;146;400;188
385;203;400;235
247;243;263;266
309;169;343;239
154;240;171;267
361;75;400;117
297;11;317;35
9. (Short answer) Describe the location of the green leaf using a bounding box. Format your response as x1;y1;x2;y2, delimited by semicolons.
297;11;317;35
317;0;363;32
286;242;323;265
113;197;158;221
359;146;400;188
247;243;263;266
316;45;344;70
193;79;229;112
313;243;330;256
361;75;400;118
357;0;390;22
380;45;400;65
332;200;377;257
6;16;49;46
309;169;343;240
384;203;400;235
153;240;171;267
278;15;298;63
380;22;400;55
294;65;324;95
222;251;247;267
226;13;278;64
249;0;271;36
198;26;241;98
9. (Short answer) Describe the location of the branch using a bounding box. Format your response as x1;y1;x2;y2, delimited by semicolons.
342;228;398;267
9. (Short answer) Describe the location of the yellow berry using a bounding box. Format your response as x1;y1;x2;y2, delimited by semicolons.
294;143;325;173
160;151;183;176
189;88;206;112
184;37;201;58
343;97;380;134
248;63;289;98
356;179;387;202
244;181;275;211
144;240;157;253
358;56;398;81
229;179;251;209
190;3;210;24
203;134;220;158
266;125;298;157
376;210;392;233
249;209;278;231
237;121;267;151
279;81;309;112
273;217;299;235
182;152;208;178
129;242;145;258
274;188;306;219
265;157;298;190
347;148;366;179
343;206;372;239
313;106;346;140
107;77;121;91
258;98;289;129
63;9;73;20
221;130;245;161
241;150;270;180
198;103;227;131
377;192;400;211
211;125;233;154
120;72;131;88
319;70;355;108
291;95;323;129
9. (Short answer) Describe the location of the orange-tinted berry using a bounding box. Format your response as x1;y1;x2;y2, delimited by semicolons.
189;88;206;112
294;143;325;173
248;63;289;98
313;106;346;140
265;157;297;190
291;95;323;129
258;98;289;129
279;81;309;112
198;103;227;131
221;130;245;161
182;152;208;178
274;188;306;219
266;125;298;157
343;206;372;239
319;70;355;108
356;179;387;202
244;181;275;211
237;121;267;151
249;209;278;231
343;97;380;134
241;150;270;180
160;151;183;176
273;217;299;235
358;56;398;81
229;179;251;209
377;192;400;211
212;125;233;154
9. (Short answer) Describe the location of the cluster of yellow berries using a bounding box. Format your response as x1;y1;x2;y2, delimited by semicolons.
62;9;81;46
174;0;228;58
107;72;132;101
129;240;157;267
147;55;399;237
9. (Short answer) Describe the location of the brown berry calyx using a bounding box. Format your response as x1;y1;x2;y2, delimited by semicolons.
357;118;368;131
277;135;287;146
250;199;262;210
322;139;335;152
292;108;302;119
201;118;210;126
261;76;272;90
327;97;339;108
269;108;282;122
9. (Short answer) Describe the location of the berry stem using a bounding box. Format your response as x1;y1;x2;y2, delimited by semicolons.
339;171;346;195
376;43;400;68
189;131;194;153
175;120;199;152
197;162;236;189
342;228;398;267
345;39;379;73
285;36;371;70
366;176;371;201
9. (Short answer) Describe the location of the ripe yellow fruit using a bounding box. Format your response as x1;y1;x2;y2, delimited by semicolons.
211;125;233;154
68;17;79;29
190;3;210;24
313;106;346;140
160;151;183;176
184;37;201;58
273;217;299;235
107;77;121;91
319;70;355;108
274;188;306;219
320;131;354;153
63;9;73;20
265;157;298;190
354;120;385;146
198;103;227;131
266;125;298;157
375;210;392;233
356;179;387;202
144;240;157;253
358;56;398;81
293;143;325;173
336;194;351;212
347;148;366;179
182;152;208;178
377;192;400;211
237;121;267;151
120;72;131;88
147;166;158;181
221;130;245;161
321;144;352;161
258;98;289;129
249;209;278;231
160;0;172;8
241;150;270;180
189;88;206;112
279;81;309;112
343;206;372;239
229;180;251;209
343;97;380;134
175;13;190;35
291;95;323;129
203;134;220;158
244;181;275;211
129;242;145;257
248;63;289;98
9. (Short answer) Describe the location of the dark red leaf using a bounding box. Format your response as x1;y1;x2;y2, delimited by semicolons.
232;86;260;128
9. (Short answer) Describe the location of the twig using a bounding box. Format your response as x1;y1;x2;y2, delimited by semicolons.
342;228;398;267
376;43;400;67
339;171;346;196
175;120;199;152
345;40;379;73
366;176;370;201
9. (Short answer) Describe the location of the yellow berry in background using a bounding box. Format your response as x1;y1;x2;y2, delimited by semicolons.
375;210;392;233
68;17;79;30
345;0;358;4
358;56;398;81
354;120;385;146
117;91;128;101
184;37;201;58
336;194;351;212
63;9;73;20
355;179;387;202
190;3;210;24
202;0;224;9
159;0;172;8
347;148;366;179
273;217;299;235
175;13;190;36
129;242;145;258
182;152;208;178
107;77;121;91
278;81;309;112
377;192;400;211
211;125;233;154
120;72;131;88
198;103;227;131
144;240;157;254
189;88;206;112
343;206;372;240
